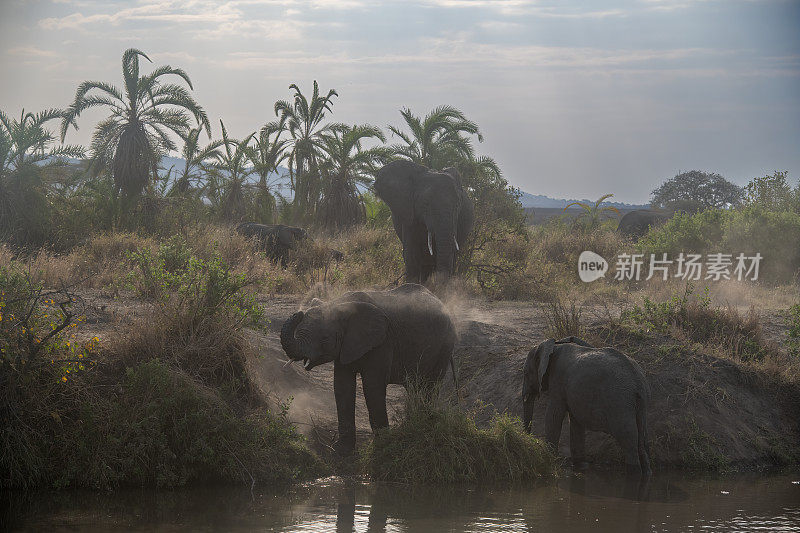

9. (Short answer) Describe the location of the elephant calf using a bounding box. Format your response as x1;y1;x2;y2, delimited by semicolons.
522;337;652;475
280;284;457;456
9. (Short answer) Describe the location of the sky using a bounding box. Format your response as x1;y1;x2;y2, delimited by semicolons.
1;0;799;203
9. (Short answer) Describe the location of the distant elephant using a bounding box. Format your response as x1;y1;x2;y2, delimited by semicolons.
522;336;652;475
374;160;474;283
236;222;343;268
280;284;457;456
617;210;669;240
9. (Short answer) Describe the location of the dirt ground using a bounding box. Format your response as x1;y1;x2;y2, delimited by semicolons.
73;288;800;469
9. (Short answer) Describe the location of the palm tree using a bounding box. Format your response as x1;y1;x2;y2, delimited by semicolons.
60;48;209;198
1;108;85;247
168;126;223;196
318;124;391;230
274;81;340;221
1;108;84;178
388;105;482;170
565;194;621;230
207;120;254;221
245;121;289;223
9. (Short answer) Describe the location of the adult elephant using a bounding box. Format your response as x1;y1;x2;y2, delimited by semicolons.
374;160;474;283
522;336;652;476
617;210;669;240
280;284;457;456
236;222;307;267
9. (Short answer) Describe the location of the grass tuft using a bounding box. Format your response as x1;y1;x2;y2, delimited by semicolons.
362;386;557;484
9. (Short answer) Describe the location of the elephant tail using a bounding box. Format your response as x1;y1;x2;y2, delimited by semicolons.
449;352;460;403
635;392;652;474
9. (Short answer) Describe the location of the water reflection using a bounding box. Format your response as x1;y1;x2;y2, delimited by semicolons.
4;472;800;532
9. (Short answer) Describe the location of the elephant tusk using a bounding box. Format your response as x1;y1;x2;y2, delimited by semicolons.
283;359;295;368
428;232;434;255
453;235;459;252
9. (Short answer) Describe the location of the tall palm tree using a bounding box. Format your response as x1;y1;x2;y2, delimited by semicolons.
207;120;254;221
318;124;391;230
274;81;339;221
245;121;289;223
0;108;85;247
168;126;223;196
60;48;210;198
388;105;483;170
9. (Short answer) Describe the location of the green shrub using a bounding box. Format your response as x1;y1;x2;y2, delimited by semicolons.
638;209;725;256
721;205;800;282
126;240;262;327
362;388;557;484
622;285;769;360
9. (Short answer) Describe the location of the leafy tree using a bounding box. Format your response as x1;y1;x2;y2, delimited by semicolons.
205;121;254;221
650;170;742;213
743;170;798;212
389;105;482;170
565;194;621;230
274;81;340;222
317;124;391;230
168;126;223;196
0;108;84;247
245;121;289;224
61;48;209;198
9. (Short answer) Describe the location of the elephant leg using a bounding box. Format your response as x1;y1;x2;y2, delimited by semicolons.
334;363;357;456
361;375;389;432
609;417;640;472
569;415;588;470
544;400;567;451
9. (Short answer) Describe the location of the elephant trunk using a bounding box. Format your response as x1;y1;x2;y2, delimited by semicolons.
523;396;535;433
433;226;457;276
280;311;305;360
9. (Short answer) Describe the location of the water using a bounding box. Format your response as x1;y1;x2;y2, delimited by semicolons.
4;472;800;532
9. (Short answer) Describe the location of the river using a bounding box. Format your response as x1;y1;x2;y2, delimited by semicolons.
4;471;800;532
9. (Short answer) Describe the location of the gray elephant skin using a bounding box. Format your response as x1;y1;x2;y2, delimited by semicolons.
236;222;307;266
522;336;652;475
617;209;669;240
374;160;474;283
280;284;457;455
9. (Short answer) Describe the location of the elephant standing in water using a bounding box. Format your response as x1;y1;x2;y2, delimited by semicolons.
280;284;457;456
374;160;474;283
523;337;652;475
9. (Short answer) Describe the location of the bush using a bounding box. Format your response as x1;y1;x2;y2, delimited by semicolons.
638;209;725;256
362;387;557;484
621;285;770;360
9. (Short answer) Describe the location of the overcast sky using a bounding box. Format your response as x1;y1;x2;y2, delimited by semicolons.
1;0;798;202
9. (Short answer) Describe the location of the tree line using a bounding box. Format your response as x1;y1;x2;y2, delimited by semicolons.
1;48;523;250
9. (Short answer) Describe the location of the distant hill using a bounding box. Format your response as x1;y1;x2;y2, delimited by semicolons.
518;191;647;210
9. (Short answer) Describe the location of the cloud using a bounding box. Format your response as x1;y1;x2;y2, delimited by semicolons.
6;46;58;58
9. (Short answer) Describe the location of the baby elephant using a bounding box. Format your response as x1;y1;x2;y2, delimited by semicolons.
522;337;651;476
280;284;457;456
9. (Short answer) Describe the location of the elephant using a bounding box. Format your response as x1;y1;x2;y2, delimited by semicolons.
617;209;669;240
236;222;342;267
280;283;457;456
522;336;652;476
374;160;474;283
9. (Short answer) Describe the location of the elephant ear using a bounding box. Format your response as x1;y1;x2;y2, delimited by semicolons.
374;160;421;226
536;339;556;392
337;301;388;365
